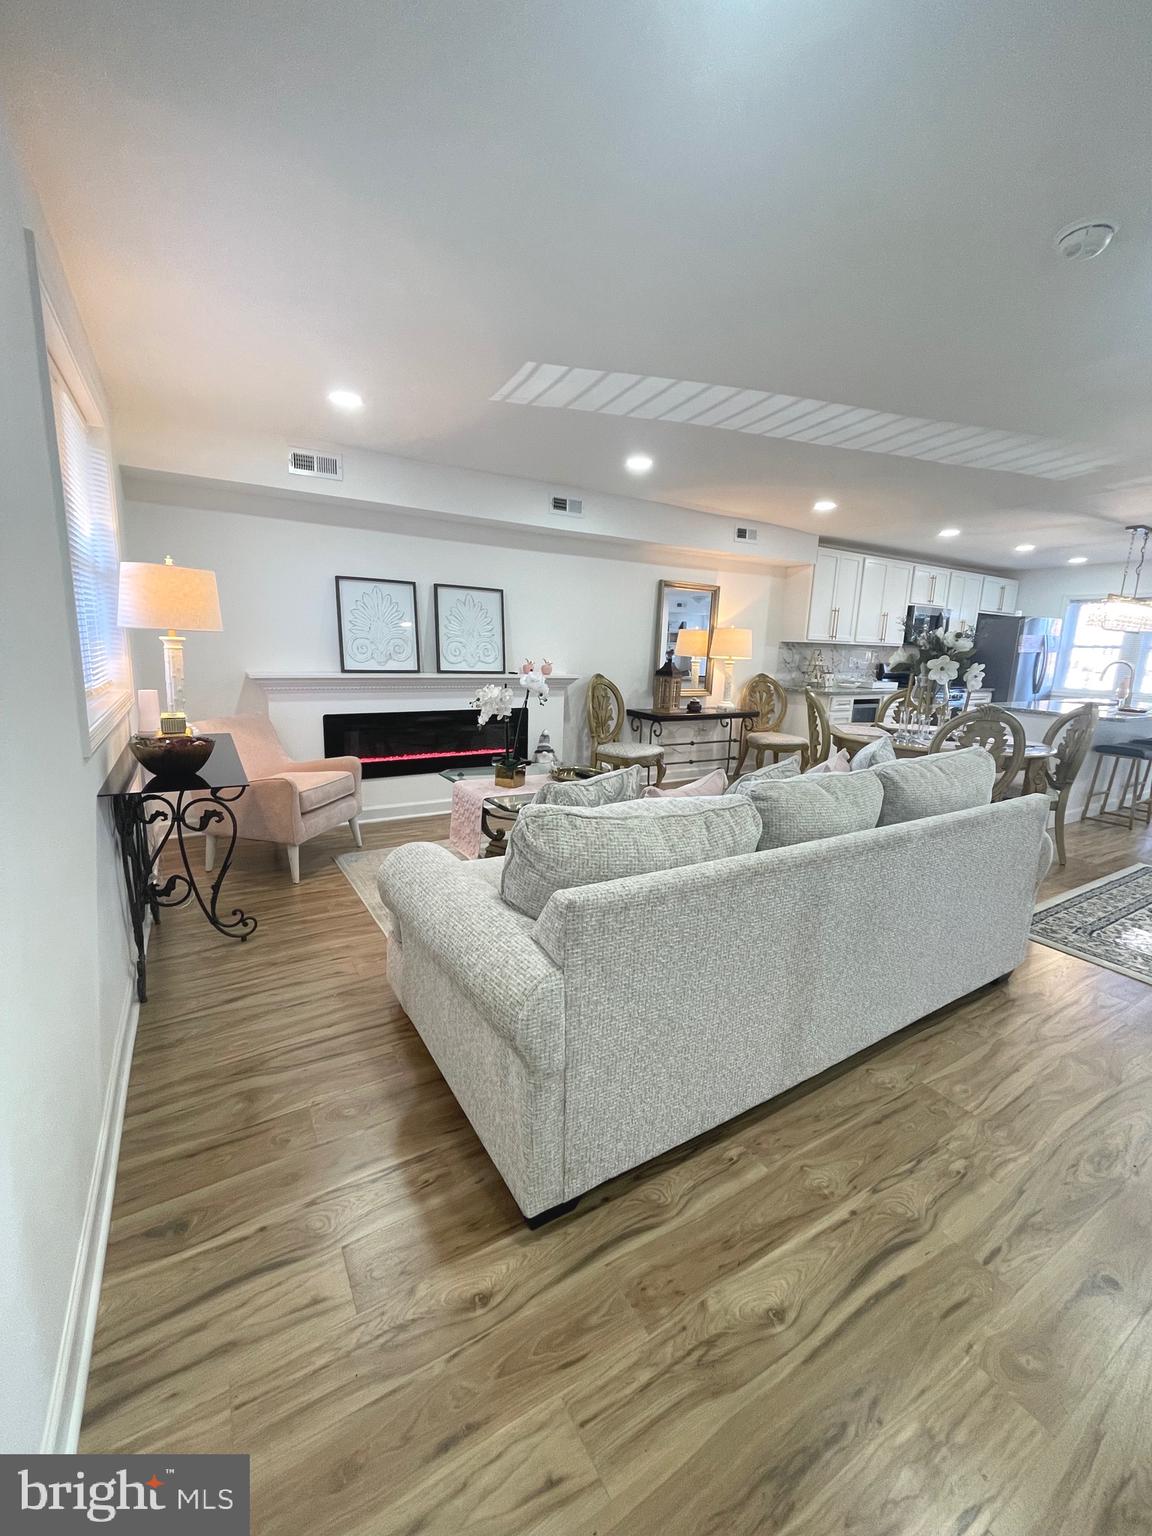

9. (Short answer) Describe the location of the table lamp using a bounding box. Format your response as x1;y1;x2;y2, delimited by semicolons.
674;626;709;692
709;626;753;709
117;556;222;734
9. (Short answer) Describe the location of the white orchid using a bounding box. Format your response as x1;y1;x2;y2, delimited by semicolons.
943;629;974;653
887;646;917;668
473;683;514;727
926;656;960;683
964;662;986;690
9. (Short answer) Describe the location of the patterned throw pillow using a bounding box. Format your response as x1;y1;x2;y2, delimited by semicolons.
725;756;802;796
532;765;644;807
848;734;897;771
642;768;728;799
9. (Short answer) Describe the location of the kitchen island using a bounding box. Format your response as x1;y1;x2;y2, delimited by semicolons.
1004;697;1152;819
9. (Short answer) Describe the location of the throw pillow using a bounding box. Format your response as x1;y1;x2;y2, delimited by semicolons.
501;795;761;920
643;767;728;799
532;764;644;808
744;771;884;852
870;745;995;826
804;747;851;776
725;756;801;796
849;734;897;771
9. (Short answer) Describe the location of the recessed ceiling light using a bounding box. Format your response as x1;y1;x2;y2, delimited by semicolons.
812;499;837;513
938;528;961;538
1014;543;1036;553
624;453;654;475
1054;221;1117;261
327;388;363;411
1068;556;1088;564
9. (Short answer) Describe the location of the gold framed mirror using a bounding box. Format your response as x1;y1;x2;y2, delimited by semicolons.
655;580;720;697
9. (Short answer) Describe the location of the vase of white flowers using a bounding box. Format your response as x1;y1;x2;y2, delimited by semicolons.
888;627;983;730
473;682;526;787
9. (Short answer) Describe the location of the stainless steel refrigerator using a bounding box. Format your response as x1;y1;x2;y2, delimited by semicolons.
971;613;1060;704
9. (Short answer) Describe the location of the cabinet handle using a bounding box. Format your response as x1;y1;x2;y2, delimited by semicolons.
880;611;888;639
831;606;839;638
929;575;936;600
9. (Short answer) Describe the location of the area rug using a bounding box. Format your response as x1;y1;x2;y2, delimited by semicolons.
1031;864;1152;984
335;842;460;936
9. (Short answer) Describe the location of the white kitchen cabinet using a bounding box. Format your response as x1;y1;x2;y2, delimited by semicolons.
979;576;1020;614
854;556;912;645
946;570;984;630
806;549;861;642
910;564;951;605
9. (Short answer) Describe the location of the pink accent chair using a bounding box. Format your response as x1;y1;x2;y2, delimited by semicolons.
195;715;363;883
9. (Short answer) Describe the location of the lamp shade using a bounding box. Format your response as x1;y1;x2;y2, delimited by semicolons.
674;627;709;658
117;559;223;631
709;626;752;660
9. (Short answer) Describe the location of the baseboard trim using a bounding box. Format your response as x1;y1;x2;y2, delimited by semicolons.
39;974;140;1453
358;799;453;824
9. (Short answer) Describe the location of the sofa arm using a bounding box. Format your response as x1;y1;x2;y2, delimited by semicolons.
379;844;562;1072
233;775;306;846
292;754;363;791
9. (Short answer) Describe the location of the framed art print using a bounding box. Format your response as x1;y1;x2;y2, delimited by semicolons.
433;584;506;673
335;576;420;673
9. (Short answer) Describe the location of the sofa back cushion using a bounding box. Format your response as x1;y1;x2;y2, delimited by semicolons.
531;764;644;808
744;771;883;851
502;795;761;919
870;745;994;825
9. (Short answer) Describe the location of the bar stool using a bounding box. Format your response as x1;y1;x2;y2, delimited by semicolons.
1080;742;1152;830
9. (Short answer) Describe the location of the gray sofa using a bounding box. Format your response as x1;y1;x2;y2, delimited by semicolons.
379;780;1051;1222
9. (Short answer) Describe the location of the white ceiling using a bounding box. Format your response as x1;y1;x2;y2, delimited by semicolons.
4;0;1152;569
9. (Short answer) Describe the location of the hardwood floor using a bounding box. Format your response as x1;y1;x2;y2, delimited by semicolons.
81;810;1152;1534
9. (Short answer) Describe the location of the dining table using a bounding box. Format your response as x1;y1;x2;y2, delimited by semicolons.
875;725;1055;797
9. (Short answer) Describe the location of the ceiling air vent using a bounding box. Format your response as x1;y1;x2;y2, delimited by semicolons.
550;495;584;516
734;525;759;544
289;449;343;480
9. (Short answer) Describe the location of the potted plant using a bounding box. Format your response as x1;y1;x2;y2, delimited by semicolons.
474;683;524;787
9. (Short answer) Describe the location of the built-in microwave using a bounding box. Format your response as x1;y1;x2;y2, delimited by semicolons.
904;603;951;644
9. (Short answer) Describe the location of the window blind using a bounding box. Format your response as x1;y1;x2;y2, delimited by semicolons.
50;365;130;740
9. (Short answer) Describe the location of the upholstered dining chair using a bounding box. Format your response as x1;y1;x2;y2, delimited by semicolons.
876;686;912;723
805;689;889;765
194;715;363;883
586;674;666;784
733;673;809;775
926;704;1026;800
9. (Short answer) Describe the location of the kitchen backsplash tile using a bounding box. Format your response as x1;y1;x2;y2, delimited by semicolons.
778;641;891;689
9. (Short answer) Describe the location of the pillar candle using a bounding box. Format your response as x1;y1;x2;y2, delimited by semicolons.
137;688;161;734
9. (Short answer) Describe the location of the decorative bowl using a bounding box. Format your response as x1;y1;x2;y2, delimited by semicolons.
129;733;215;778
549;764;603;782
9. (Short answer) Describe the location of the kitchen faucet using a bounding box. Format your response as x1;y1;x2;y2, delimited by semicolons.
1100;659;1136;708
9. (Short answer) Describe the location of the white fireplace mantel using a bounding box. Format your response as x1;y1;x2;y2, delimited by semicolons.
247;671;579;698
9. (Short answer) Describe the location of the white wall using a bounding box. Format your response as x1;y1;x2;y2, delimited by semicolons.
0;114;134;1451
123;491;790;813
1017;561;1125;622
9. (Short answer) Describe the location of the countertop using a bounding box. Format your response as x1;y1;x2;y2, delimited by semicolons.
1004;696;1150;721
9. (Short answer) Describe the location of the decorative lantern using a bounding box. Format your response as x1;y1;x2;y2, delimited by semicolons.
653;649;683;711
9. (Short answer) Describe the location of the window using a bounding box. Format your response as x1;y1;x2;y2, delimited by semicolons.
1053;598;1152;702
48;355;130;748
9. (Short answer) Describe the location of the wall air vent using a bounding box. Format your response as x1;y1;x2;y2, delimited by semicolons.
550;495;584;516
289;449;342;480
734;525;759;544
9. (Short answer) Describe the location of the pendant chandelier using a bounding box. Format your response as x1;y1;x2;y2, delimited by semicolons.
1096;525;1152;633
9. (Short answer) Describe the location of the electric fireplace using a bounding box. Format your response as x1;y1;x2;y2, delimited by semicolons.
324;707;529;779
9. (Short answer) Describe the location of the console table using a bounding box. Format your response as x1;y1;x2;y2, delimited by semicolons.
626;706;757;777
99;732;258;1003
